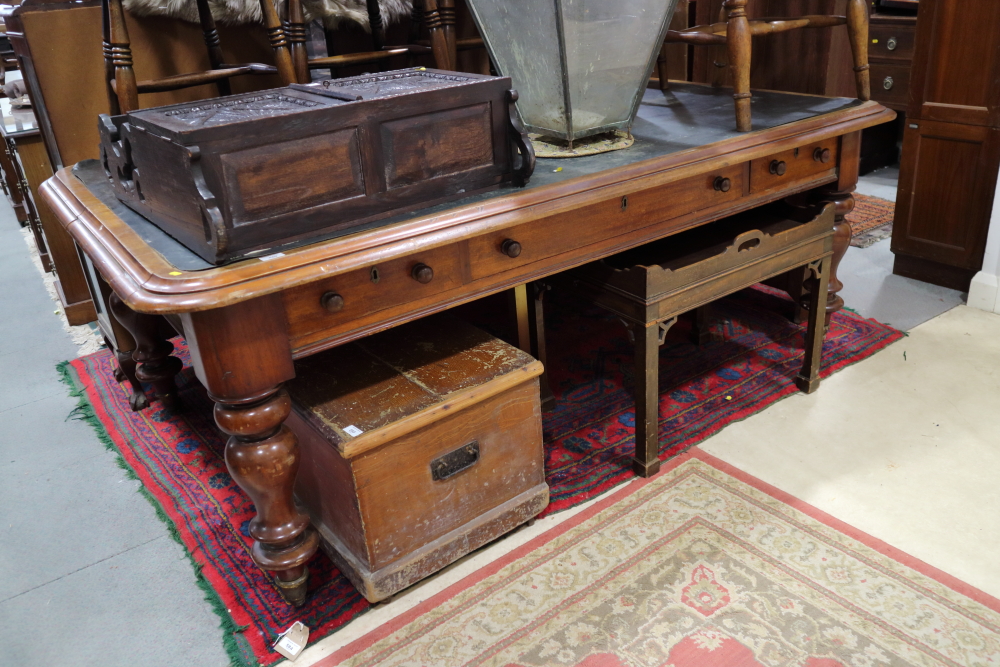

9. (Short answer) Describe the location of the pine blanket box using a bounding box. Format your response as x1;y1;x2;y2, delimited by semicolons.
285;315;549;602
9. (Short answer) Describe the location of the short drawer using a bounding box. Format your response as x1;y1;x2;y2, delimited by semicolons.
870;62;911;109
285;242;466;347
749;138;838;195
467;164;746;282
869;23;916;62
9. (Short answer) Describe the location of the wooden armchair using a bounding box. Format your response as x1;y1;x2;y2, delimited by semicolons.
104;0;296;113
659;0;870;131
283;0;486;83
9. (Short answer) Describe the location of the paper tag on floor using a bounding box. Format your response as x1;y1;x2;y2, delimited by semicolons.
273;621;309;661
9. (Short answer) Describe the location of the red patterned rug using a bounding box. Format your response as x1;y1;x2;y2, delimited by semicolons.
321;450;1000;667
848;194;894;248
60;285;902;667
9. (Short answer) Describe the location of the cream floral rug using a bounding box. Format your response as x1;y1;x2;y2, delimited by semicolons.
319;451;1000;667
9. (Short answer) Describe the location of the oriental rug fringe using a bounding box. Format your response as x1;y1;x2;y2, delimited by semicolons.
60;285;902;666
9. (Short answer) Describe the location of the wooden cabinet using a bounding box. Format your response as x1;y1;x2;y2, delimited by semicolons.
890;0;1000;290
906;0;1000;127
868;13;918;112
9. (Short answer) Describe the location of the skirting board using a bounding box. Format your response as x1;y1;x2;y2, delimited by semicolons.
969;270;1000;314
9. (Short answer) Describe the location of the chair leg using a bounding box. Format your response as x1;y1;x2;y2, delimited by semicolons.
690;305;712;346
846;0;871;101
104;0;139;113
630;317;676;478
257;0;297;85
194;0;231;96
657;42;670;91
724;0;752;132
528;282;556;411
795;258;831;394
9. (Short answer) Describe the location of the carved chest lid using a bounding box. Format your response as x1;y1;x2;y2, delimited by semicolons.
121;68;507;143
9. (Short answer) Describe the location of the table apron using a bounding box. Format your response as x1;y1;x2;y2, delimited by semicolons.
287;171;838;358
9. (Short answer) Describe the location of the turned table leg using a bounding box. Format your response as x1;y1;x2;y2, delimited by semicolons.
109;293;182;411
629;317;677;478
106;335;148;411
213;386;320;606
815;189;855;326
795;258;831;394
182;294;318;605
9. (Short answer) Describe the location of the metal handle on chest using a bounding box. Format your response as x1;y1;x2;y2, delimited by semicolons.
430;441;480;481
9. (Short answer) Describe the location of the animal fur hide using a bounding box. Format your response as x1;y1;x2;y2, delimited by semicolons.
122;0;413;30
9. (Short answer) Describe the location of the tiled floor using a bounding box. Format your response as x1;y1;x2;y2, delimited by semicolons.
3;168;996;667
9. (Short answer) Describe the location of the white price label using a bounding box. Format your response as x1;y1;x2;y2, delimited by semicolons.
344;425;364;437
277;636;302;655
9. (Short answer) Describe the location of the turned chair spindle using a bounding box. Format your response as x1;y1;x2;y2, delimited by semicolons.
659;0;871;132
102;0;297;114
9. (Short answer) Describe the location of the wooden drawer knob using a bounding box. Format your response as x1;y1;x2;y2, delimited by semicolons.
501;239;522;258
769;160;787;176
320;292;345;313
412;263;434;284
713;176;731;192
813;148;832;164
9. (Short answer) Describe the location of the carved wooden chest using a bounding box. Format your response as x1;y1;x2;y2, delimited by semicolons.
98;69;535;265
286;315;548;602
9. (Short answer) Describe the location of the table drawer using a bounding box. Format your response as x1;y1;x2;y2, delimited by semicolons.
285;242;466;346
467;164;745;282
870;62;911;109
749;138;838;195
869;23;916;62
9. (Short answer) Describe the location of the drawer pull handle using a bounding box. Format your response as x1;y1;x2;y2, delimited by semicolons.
713;176;731;192
412;263;434;284
431;441;480;481
886;36;898;51
501;239;522;258
320;292;345;313
813;147;832;164
883;76;894;91
769;160;787;176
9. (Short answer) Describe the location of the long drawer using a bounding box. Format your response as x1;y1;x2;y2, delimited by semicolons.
466;164;746;282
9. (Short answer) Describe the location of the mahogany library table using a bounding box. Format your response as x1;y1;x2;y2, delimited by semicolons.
41;82;894;605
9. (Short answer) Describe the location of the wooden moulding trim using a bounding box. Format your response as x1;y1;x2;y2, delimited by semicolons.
331;360;543;459
41;103;896;314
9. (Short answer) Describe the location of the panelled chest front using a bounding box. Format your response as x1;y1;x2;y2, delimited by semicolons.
98;69;533;265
